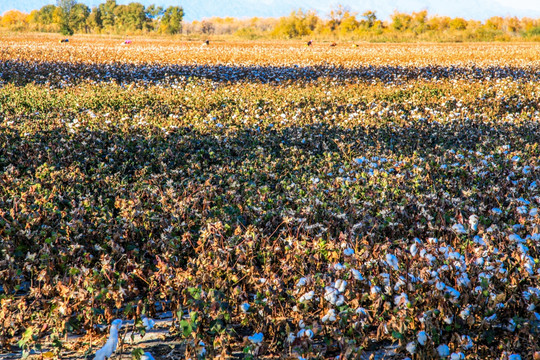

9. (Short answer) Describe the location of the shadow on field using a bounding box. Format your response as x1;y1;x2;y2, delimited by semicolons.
1;60;539;85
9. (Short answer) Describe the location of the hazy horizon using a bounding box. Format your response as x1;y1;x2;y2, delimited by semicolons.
3;0;540;22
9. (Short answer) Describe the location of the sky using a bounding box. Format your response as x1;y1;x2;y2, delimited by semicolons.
2;0;540;21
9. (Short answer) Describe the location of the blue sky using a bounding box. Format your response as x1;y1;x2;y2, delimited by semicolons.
3;0;540;21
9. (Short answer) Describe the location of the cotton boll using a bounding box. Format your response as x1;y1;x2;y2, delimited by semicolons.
452;224;467;234
335;279;347;293
417;331;428;345
299;291;314;303
248;332;264;344
469;215;479;231
94;319;123;360
141;315;155;330
241;303;251;313
385;253;399;270
437;344;450;357
343;248;354;256
406;341;417;354
461;335;473;350
141;352;155;360
450;352;465;360
410;243;419;257
322;309;337;323
351;269;364;281
508;355;522;360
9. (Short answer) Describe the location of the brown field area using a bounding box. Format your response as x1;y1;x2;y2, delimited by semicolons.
1;34;540;360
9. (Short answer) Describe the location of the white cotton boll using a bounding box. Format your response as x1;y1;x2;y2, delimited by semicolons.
445;286;461;301
322;309;337;323
287;332;296;343
94;319;122;360
417;331;428;346
530;208;539;217
469;215;479;231
299;291;314;303
385;253;399;270
450;352;465;360
443;315;454;324
333;263;345;271
141;352;155;360
410;243;419;257
335;279;347;293
436;282;446;291
459;306;471;320
248;332;264;344
461;335;473;350
509;234;524;243
491;207;503;215
406;341;417;354
296;277;308;287
343;248;354;256
141;315;155;330
394;293;409;308
517;206;528;215
356;307;368;316
351;269;364;281
371;286;381;294
324;287;338;304
437;344;450;357
335;295;345;306
241;303;251;313
452;224;467;234
508;355;521;360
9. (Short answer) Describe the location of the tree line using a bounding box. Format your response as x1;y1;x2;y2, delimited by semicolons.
1;0;183;35
1;2;540;41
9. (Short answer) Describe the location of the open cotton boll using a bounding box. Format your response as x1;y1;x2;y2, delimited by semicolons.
437;344;450;357
385;253;399;270
321;308;336;323
94;319;123;360
417;331;427;345
468;215;478;231
298;291;314;303
141;352;155;360
334;279;347;293
406;341;417;354
141;315;155;330
241;303;251;313
350;269;364;281
452;224;467;234
248;332;264;344
343;248;354;256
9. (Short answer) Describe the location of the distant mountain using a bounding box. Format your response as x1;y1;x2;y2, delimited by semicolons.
4;0;540;21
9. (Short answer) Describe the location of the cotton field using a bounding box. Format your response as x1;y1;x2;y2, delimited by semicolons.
0;34;540;359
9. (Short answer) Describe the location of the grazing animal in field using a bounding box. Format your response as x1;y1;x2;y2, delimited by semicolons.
123;40;132;45
330;42;337;47
94;319;123;360
59;39;69;43
306;40;312;46
352;44;358;48
203;39;210;46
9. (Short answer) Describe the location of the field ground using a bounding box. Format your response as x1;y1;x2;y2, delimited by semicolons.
1;34;540;359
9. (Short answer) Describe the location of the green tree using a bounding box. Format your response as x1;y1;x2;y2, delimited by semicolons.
98;0;117;29
271;9;318;39
160;6;184;34
69;3;90;32
86;7;102;32
56;0;77;34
